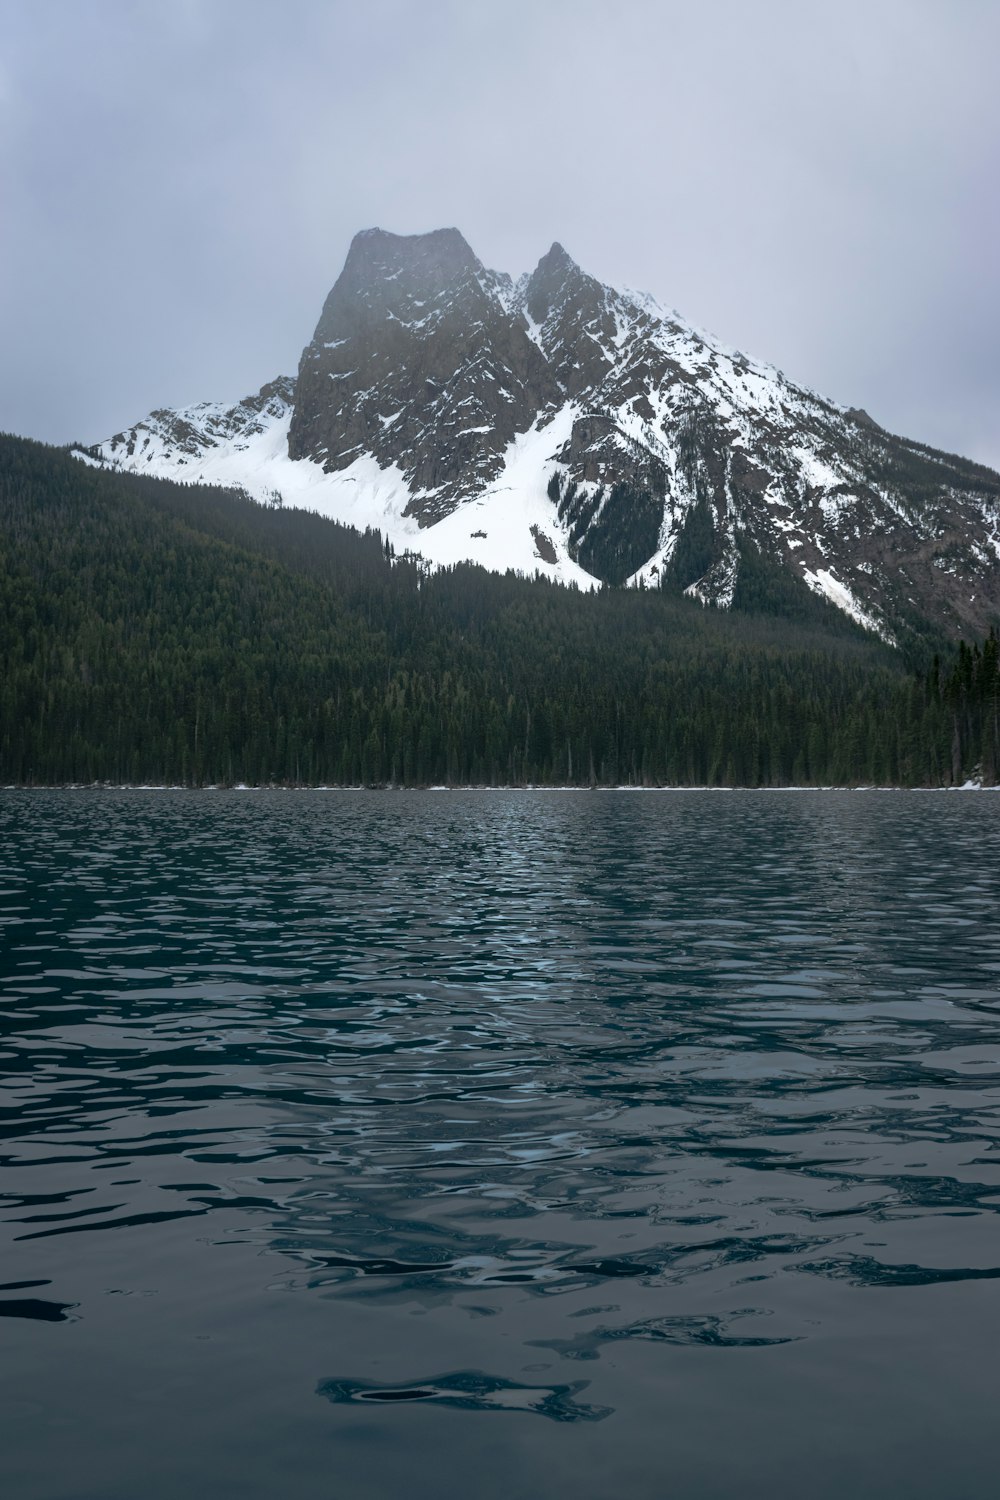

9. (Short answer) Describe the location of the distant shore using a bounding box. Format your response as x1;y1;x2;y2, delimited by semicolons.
5;782;998;794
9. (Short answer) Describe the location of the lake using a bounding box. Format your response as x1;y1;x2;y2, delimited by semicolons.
2;789;999;1499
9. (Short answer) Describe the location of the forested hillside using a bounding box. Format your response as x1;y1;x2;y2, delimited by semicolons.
1;435;996;786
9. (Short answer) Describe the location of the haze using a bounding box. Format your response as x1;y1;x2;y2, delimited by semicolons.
2;0;998;470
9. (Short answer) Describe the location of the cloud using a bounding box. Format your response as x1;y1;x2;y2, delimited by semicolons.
2;0;998;469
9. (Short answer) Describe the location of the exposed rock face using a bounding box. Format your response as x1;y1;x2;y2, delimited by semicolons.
288;228;557;521
82;228;1000;641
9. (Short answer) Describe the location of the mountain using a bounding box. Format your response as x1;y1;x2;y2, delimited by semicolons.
77;228;1000;643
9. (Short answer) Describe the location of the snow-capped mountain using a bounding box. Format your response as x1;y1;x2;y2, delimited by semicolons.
77;227;1000;640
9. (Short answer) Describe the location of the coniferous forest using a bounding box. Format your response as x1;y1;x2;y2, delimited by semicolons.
1;433;997;787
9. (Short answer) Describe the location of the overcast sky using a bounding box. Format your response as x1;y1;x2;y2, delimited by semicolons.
2;0;998;468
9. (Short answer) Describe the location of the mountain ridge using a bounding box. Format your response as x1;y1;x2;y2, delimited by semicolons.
78;227;1000;643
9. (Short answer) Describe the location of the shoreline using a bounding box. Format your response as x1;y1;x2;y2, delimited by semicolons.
4;782;997;794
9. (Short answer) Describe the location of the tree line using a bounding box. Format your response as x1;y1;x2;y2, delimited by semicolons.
1;433;996;787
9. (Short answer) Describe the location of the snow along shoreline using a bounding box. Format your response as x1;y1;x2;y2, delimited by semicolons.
5;783;997;794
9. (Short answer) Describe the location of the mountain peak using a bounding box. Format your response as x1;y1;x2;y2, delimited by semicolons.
524;241;586;324
346;225;479;276
312;227;483;343
541;241;577;270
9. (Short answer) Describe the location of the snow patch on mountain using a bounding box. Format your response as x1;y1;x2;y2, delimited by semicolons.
78;395;594;587
410;408;595;586
803;568;889;638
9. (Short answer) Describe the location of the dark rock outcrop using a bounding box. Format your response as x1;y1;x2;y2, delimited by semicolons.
288;228;557;520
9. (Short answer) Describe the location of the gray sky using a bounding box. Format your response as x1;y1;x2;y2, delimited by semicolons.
2;0;998;469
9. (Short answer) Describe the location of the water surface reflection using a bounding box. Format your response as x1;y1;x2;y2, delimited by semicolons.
2;791;999;1499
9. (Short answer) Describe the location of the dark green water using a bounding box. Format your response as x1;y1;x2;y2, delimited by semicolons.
2;790;999;1499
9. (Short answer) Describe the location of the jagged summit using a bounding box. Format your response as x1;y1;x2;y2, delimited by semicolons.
345;225;481;275
287;226;554;512
79;228;1000;640
352;224;474;258
313;227;483;340
524;241;588;324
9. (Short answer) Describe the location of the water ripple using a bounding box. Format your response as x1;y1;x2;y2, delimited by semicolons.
2;790;1000;1497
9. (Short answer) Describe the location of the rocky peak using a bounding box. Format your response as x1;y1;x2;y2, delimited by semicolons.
312;227;484;343
524;241;584;323
522;241;622;394
288;227;557;513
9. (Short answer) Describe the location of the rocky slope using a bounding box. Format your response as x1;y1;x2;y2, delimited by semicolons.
78;228;1000;641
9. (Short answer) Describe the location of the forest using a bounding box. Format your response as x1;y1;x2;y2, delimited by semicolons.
1;433;997;787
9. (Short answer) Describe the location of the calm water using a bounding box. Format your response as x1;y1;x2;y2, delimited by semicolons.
2;790;999;1499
